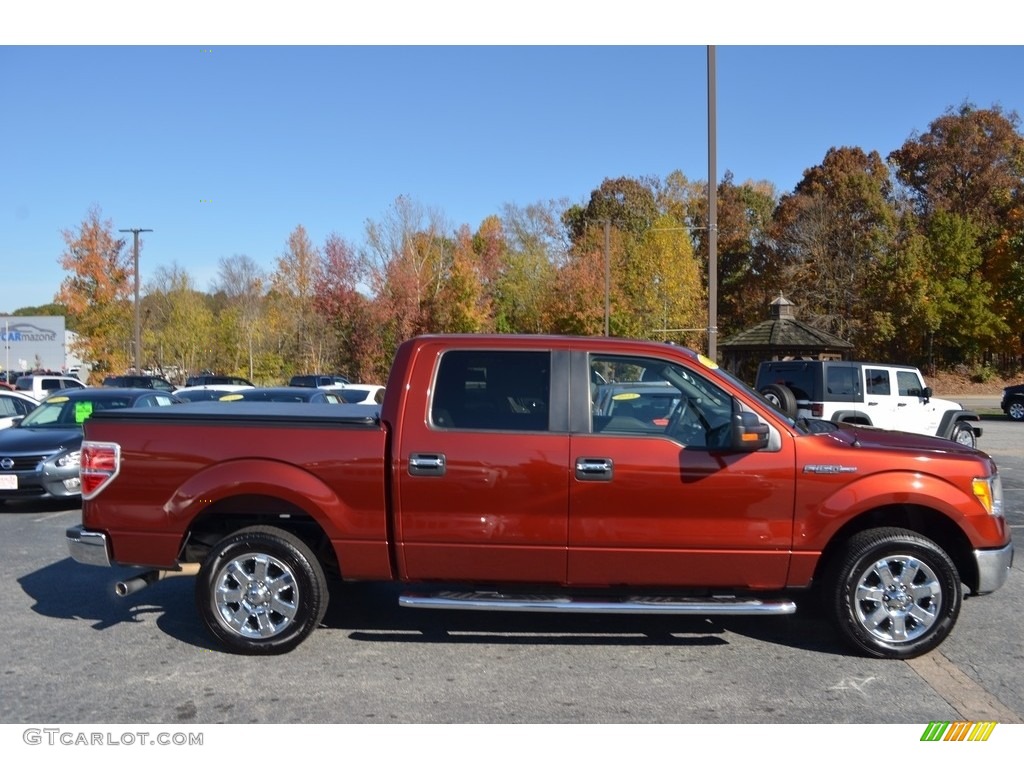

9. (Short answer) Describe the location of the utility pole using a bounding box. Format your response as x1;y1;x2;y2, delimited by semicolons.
603;218;611;336
119;228;152;373
707;45;718;361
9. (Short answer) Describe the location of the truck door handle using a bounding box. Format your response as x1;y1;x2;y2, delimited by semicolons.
408;453;446;477
575;458;613;481
897;402;907;407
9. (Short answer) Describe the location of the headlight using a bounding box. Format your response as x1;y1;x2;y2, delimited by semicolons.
55;450;82;469
973;474;1004;517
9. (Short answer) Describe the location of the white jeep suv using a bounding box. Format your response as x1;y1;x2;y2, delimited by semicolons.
755;360;982;447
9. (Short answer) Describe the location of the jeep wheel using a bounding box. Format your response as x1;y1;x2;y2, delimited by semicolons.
196;526;328;654
759;383;797;416
826;527;961;659
951;422;976;448
1007;399;1024;422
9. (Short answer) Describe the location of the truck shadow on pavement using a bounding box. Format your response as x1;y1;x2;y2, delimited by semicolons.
21;560;846;656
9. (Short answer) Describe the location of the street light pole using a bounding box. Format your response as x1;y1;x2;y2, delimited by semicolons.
119;228;152;373
707;45;718;361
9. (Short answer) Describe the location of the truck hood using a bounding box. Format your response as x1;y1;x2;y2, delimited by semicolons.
826;423;982;458
0;426;83;454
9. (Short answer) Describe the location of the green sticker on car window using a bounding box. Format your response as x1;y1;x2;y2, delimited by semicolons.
74;402;94;423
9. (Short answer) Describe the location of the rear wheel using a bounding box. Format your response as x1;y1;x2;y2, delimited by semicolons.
1007;399;1024;421
825;527;961;659
196;526;328;654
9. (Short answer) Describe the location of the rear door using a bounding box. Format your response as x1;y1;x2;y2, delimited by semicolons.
395;345;571;583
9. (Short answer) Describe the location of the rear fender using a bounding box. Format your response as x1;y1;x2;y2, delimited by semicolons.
163;458;351;537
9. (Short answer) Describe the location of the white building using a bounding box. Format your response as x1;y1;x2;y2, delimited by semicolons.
1;316;74;373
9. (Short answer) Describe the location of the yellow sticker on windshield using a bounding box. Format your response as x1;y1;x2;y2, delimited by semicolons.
697;354;719;369
219;394;243;401
49;396;70;403
612;392;641;400
74;402;94;423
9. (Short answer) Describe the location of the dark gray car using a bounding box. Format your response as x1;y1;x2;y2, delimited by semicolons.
0;387;181;504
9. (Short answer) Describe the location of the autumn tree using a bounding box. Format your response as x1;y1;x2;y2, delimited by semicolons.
212;254;267;381
56;206;132;376
889;103;1024;366
494;202;564;333
770;147;898;347
144;263;216;378
269;225;327;375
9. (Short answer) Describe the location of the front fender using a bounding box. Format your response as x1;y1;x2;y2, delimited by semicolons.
796;469;998;551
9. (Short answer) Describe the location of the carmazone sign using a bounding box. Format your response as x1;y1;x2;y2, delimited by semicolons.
1;316;67;372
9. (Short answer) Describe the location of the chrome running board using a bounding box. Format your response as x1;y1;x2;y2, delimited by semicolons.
399;591;796;616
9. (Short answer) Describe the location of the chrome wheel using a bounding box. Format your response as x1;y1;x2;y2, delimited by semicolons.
212;551;299;639
828;527;960;659
197;526;328;654
851;555;941;644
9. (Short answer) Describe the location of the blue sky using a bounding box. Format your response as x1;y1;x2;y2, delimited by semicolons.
2;8;1021;313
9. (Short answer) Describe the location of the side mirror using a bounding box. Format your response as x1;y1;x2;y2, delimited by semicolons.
921;386;932;403
731;410;769;452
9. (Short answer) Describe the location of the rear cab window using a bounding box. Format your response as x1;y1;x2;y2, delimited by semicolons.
430;350;550;431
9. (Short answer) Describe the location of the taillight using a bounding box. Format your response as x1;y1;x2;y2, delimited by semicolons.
80;441;121;499
811;403;824;417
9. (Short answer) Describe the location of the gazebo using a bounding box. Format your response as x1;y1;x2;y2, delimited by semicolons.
719;295;854;383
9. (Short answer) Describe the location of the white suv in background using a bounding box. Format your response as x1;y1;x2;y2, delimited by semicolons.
755;360;982;448
14;374;87;401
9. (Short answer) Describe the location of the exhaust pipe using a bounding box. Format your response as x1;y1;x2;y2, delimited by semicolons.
115;563;201;597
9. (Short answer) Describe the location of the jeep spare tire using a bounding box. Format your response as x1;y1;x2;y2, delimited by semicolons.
759;383;797;416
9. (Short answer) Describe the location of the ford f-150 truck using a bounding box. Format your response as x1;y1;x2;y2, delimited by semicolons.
65;335;1013;658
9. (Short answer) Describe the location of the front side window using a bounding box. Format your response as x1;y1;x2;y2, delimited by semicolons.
431;350;550;431
590;354;733;449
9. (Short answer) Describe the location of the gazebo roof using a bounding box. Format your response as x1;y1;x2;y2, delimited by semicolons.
719;317;853;352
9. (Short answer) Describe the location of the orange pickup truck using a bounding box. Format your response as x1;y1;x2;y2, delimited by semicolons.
66;335;1013;658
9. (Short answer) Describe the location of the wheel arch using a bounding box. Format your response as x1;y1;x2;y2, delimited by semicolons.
811;504;978;593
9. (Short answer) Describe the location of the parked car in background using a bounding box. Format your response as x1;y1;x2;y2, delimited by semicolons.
102;375;176;392
1001;383;1024;422
218;387;346;404
174;384;255;402
14;374;87;401
323;384;386;405
183;374;255;388
0;390;39;429
0;387;182;504
289;374;350;388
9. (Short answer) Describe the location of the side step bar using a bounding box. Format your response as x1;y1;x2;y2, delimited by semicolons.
399;591;797;616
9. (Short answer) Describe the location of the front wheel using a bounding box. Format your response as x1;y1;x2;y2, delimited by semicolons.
196;526;329;654
825;528;961;659
951;422;977;448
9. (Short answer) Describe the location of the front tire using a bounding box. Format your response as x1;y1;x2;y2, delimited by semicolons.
951;422;977;448
196;526;328;654
826;528;961;659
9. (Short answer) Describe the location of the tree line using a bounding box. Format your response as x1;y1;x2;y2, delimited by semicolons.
36;102;1024;385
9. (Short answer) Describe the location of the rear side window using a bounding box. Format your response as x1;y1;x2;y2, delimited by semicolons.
825;365;860;402
431;350;550;431
866;368;891;396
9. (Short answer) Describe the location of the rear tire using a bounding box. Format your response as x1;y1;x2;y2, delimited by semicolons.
1006;400;1024;422
825;527;961;659
196;526;328;654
